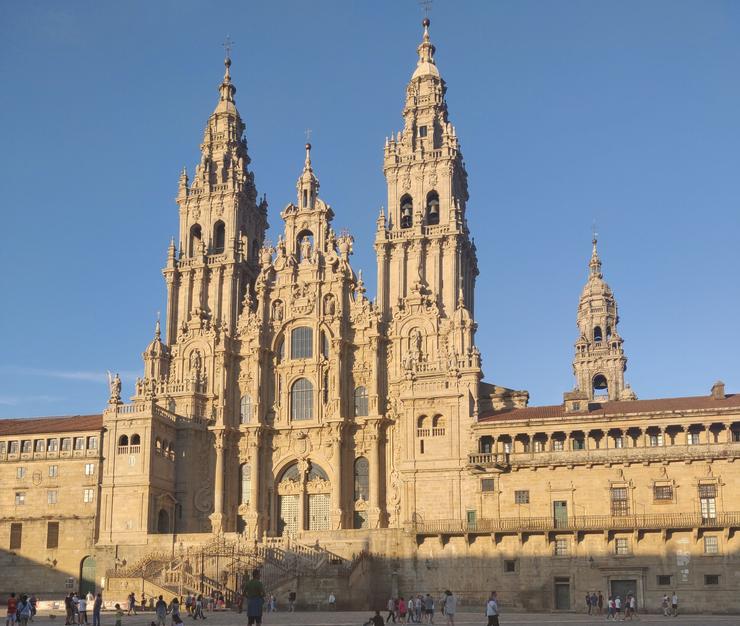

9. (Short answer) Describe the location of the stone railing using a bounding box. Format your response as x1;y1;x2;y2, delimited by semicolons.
468;452;510;467
413;511;740;535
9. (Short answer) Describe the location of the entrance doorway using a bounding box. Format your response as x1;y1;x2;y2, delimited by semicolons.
610;579;637;605
80;556;96;596
554;577;570;609
278;495;298;536
553;501;568;528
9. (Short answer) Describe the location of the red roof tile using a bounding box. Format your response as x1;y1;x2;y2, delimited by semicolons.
0;414;103;436
478;394;740;423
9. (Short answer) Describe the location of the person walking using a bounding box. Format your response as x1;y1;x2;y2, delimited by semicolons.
590;592;597;615
77;593;88;625
614;595;622;621
597;591;604;615
113;604;123;626
6;593;18;626
28;596;37;623
606;596;615;620
662;594;670;616
17;595;32;626
155;595;168;626
586;592;592;615
398;597;407;624
386;597;396;623
442;591;456;626
671;592;678;617
485;591;499;626
92;594;102;626
127;593;137;616
169;598;182;625
423;594;434;624
328;592;336;610
243;569;265;626
287;591;296;613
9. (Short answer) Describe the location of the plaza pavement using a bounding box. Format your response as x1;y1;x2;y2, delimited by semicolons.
28;610;740;626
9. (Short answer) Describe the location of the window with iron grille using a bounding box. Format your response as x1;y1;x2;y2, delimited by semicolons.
657;575;672;586
240;394;252;424
704;536;718;555
290;327;313;359
615;537;630;555
481;478;495;493
654;485;673;501
611;487;629;516
290;378;313;421
554;539;569;556
9;523;22;550
699;484;717;499
47;490;57;505
704;574;720;586
354;386;369;417
46;522;59;549
504;559;517;573
515;490;530;504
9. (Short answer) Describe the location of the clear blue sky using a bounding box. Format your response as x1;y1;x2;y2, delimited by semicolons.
1;1;738;418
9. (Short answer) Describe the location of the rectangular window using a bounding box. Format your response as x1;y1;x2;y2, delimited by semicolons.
34;439;45;452
46;522;59;549
49;465;58;478
0;441;6;454
611;487;630;516
552;439;564;451
418;125;428;137
83;488;94;503
74;437;85;450
84;463;95;476
47;490;58;504
615;537;630;555
9;523;22;550
515;490;530;504
657;575;672;586
16;467;26;479
21;440;32;453
688;432;700;445
15;492;25;505
554;538;569;556
61;438;72;451
65;578;75;589
648;433;663;447
704;574;720;586
572;439;585;450
9;440;19;454
481;478;495;493
290;327;313;359
699;484;717;498
87;436;98;450
47;438;58;452
503;559;517;573
704;536;718;555
534;440;544;453
654;485;673;501
613;436;624;448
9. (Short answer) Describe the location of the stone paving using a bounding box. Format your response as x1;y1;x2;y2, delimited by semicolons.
29;610;740;626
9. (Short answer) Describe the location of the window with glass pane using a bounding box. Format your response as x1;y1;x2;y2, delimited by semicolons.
74;437;84;450
552;439;564;451
291;378;313;420
354;387;369;417
614;436;624;448
16;467;25;479
699;484;717;498
649;433;663;447
515;490;529;504
47;490;57;504
555;539;569;556
704;536;718;554
321;332;329;358
15;492;25;505
87;436;97;450
49;465;58;477
35;440;45;452
61;438;71;451
615;538;630;555
481;478;495;492
47;439;58;452
84;463;95;476
688;432;700;445
83;488;94;503
291;327;313;359
9;441;19;454
47;521;59;549
240;394;252;424
654;485;673;501
354;457;369;501
611;487;630;516
21;440;31;453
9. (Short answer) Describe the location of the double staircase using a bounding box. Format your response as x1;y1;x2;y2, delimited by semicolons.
106;535;353;605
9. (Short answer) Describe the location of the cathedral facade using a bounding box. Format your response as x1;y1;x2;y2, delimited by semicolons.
1;19;739;613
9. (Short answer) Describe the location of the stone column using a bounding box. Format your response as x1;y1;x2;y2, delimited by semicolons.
249;441;260;537
210;430;225;533
368;422;382;528
331;427;344;529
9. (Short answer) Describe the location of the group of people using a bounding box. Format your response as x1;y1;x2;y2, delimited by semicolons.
64;592;103;626
662;593;679;617
371;591;498;626
4;593;36;626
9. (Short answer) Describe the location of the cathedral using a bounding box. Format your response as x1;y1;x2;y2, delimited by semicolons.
1;19;739;614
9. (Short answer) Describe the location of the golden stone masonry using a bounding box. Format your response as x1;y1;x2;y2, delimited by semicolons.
1;20;738;613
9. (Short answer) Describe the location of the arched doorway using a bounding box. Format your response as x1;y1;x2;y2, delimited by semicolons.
157;509;170;533
276;461;331;535
80;556;96;596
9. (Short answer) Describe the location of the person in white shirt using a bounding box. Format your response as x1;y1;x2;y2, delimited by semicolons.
77;596;88;626
485;591;499;626
671;592;678;617
442;591;456;626
328;593;336;610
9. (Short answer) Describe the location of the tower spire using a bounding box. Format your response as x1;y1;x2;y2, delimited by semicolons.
413;18;439;79
589;235;602;278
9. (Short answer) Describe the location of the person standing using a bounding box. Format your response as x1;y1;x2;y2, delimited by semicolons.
127;593;137;616
328;592;336;610
386;597;396;624
243;569;265;626
17;596;31;626
597;592;604;615
113;604;123;626
63;594;73;625
77;593;88;625
671;592;678;617
169;598;182;625
92;594;102;626
155;595;168;626
586;592;592;615
6;593;18;626
485;591;499;626
423;594;434;624
442;591;456;626
28;595;37;623
288;591;296;613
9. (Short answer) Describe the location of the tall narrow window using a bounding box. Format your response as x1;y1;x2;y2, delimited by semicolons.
291;378;313;421
593;326;603;343
213;221;225;254
426;191;440;225
9;523;22;550
46;521;59;549
611;487;630;516
354;386;369;417
400;195;413;229
240;394;252;424
353;457;369;501
189;224;202;256
291;327;313;359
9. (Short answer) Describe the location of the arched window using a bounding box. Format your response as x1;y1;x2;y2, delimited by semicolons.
130;434;141;446
433;415;446;429
353;457;369;501
291;378;313;421
426;191;440;225
400;195;413;229
189;224;202;256
240;394;252;424
479;436;493;453
417;415;428;429
167;442;174;459
239;463;251;505
118;435;129;447
606;326;612;340
157;509;170;534
307;462;328;481
213;221;225;254
291;327;313;359
594;326;603;343
354;386;369;417
593;374;608;396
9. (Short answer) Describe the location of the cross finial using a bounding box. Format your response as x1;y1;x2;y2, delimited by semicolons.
305;128;312;142
591;220;598;245
222;35;235;60
419;0;433;16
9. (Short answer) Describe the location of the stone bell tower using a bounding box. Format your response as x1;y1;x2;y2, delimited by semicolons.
376;17;477;321
571;237;634;402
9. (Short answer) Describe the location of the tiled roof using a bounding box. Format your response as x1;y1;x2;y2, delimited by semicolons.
478;394;740;424
0;414;103;436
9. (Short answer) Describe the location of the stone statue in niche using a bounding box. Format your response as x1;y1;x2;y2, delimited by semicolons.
272;300;284;321
300;236;312;262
